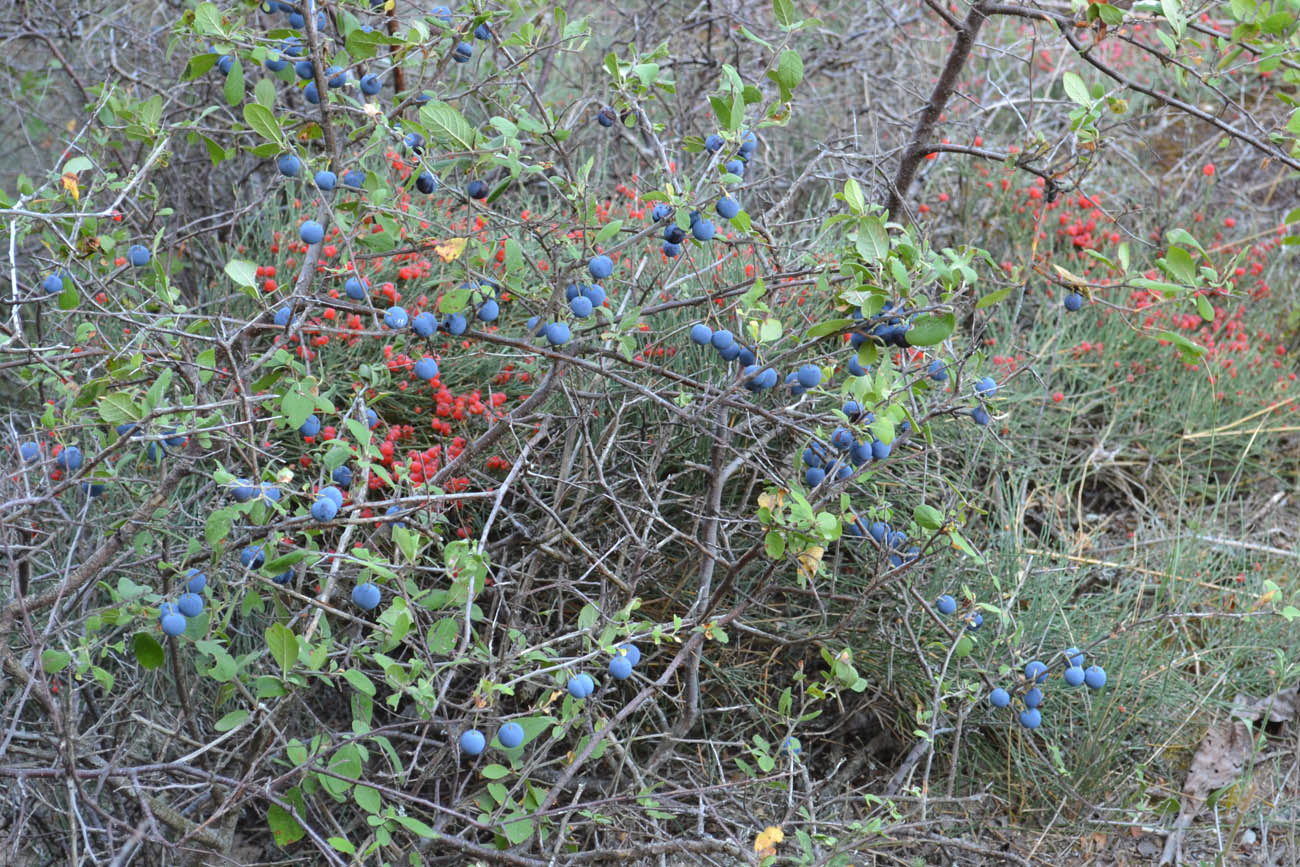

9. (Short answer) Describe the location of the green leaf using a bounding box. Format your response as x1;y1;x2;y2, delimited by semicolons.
481;763;511;779
42;649;71;674
759;318;782;342
391;815;437;838
426;618;458;655
976;287;1013;309
765;530;785;559
98;393;141;425
243;103;282;146
1155;330;1205;361
205;507;232;547
1163;247;1196;284
502;815;534;845
353;784;381;814
855;215;889;262
595;219;623;243
914;504;944;530
342;668;375;697
327;837;356;854
132;632;164;669
225;258;258;288
214;710;249;732
842;178;864;214
775;49;803;92
807;317;853;339
1196;294;1214;321
419;100;476;151
267;804;305;847
223;56;244;107
905;312;955;346
265;622;298;674
773;0;798;27
1062;71;1091;106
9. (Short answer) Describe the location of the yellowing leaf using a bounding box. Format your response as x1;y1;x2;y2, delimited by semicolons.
435;237;467;263
755;825;784;857
62;173;79;202
796;546;823;581
757;489;785;512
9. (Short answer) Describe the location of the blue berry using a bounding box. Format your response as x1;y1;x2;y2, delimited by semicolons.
1064;291;1083;311
1018;708;1042;729
299;414;321;437
1024;661;1048;684
414;356;439;381
1064;666;1086;687
497;722;524;749
1024;687;1043;708
990;688;1011;708
299;220;324;245
715;197;740;219
1084;665;1107;689
459;729;486;755
609;655;632;680
352;582;381;611
936;594;957;615
383;306;409;330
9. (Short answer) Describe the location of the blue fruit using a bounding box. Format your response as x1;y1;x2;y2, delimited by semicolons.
990;687;1011;708
477;299;499;322
258;483;281;503
318;485;343;508
704;133;725;152
964;612;983;630
1084;665;1107;689
311;496;338;521
411;312;437;337
609;655;633;680
383;306;409;330
795;364;822;389
384;505;405;527
715;197;740;220
544;322;570;346
497;722;524;749
1064;292;1083;311
359;73;381;95
459;729;486;755
161;612;187;636
975;376;998;398
928;359;948;381
281;37;302;57
1024;687;1043;708
971;407;991;426
662;241;681;257
430;5;452;23
216;55;234;76
616;643;640;666
299;414;321;437
467;179;488;199
1024;661;1049;684
444;313;468;335
831;427;854;451
575;673;595;696
705;328;734;352
651;203;672;221
127;245;150;267
692;219;716;241
42;273;64;295
299;220;324;244
452;41;473;62
663;224;687;244
184;569;207;594
936;594;957;615
718;342;742;361
583;284;606;307
178;592;204;618
231;479;256;502
1064;666;1086;687
265;53;288;72
834;463;853;481
596;106;617;127
344;276;368;300
474;22;491;39
724;159;744;177
314;170;337;191
1018;708;1042;729
56;446;83;471
415;171;438;194
293;58;314;79
847;356;868;377
871;439;891;461
303;80;320;104
240;545;266;569
569;295;593;318
273;569;294;584
868;522;888;543
846;441;870;466
414;356;439;381
737;346;756;367
1065;647;1085;667
146;442;165;463
332;465;352;487
366;408;379;429
352;582;381;610
689;323;712;345
327;67;347;88
802;446;823;468
804;467;826;486
343;169;365;189
81;481;105;497
20;442;40;462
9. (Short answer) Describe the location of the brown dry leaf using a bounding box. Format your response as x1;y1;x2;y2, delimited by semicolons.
796;546;823;581
754;825;784;857
1160;681;1299;865
435;237;467;263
